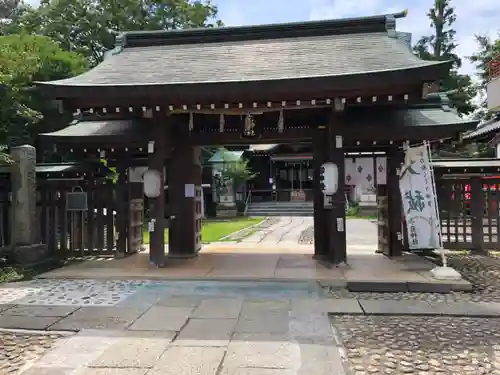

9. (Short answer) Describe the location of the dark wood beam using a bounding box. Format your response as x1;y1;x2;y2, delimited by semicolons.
70;88;423;112
41;65;445;103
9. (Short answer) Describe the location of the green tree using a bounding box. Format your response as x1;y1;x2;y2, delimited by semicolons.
413;0;476;116
0;0;19;20
14;0;222;66
213;148;257;194
0;34;88;146
469;34;500;120
220;155;258;186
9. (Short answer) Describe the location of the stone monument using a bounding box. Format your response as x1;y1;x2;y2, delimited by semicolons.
10;145;48;264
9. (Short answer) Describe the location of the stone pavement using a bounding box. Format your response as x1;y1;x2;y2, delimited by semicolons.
2;279;500;374
242;216;313;245
298;218;380;250
0;280;350;375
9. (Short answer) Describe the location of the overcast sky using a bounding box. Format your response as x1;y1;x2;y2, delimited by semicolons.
25;0;500;80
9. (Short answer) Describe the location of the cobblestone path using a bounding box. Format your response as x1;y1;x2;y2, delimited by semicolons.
0;330;68;374
331;315;500;375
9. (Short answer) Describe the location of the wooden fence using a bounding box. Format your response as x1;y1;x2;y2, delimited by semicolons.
2;171;500;257
0;173;144;259
437;177;500;250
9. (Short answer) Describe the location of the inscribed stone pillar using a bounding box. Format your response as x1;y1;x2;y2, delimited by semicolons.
10;145;48;264
11;145;38;245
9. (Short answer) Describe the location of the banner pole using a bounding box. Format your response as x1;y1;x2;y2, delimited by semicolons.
426;141;461;279
426;141;447;267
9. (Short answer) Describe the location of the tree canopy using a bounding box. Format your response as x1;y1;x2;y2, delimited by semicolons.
413;0;476;116
11;0;222;66
469;34;500;120
0;0;222;151
0;33;88;146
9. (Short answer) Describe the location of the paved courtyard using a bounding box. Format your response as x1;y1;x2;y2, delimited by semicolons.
2;217;500;374
0;277;500;374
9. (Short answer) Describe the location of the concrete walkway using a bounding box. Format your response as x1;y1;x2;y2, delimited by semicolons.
242;216;313;244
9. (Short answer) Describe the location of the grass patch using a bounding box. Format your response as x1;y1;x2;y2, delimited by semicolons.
0;260;63;285
143;217;264;244
346;204;376;220
0;266;24;284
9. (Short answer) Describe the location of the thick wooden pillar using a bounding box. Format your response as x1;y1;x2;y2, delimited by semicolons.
148;119;167;266
313;127;328;259
386;147;404;257
313;123;347;264
168;125;202;258
470;177;484;252
328;134;347;264
115;160;128;258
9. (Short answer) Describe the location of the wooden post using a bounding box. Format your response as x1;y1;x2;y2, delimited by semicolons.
328;132;347;264
115;161;128;257
470;177;484;252
386;147;404;257
313;126;328;260
376;184;389;254
168;122;202;258
148;118;167;266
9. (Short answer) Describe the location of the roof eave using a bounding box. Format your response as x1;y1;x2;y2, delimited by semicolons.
462;117;500;141
34;62;451;101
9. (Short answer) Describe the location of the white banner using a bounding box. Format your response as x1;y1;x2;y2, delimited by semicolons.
399;144;442;249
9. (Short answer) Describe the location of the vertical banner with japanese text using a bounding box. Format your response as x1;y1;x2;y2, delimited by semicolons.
399;144;442;250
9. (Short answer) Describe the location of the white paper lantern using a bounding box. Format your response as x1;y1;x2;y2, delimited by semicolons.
143;169;162;198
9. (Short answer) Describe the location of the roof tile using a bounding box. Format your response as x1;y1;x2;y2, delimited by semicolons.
43;32;444;87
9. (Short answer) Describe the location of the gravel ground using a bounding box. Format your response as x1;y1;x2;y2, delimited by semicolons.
331;315;500;375
0;330;67;374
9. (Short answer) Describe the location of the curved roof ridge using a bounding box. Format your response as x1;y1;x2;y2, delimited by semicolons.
118;11;408;48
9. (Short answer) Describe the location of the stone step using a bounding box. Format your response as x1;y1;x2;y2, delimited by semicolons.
247;208;313;216
249;203;313;208
247;212;313;217
247;201;314;216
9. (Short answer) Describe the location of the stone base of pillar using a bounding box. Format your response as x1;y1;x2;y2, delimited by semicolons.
166;249;201;259
11;243;50;266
